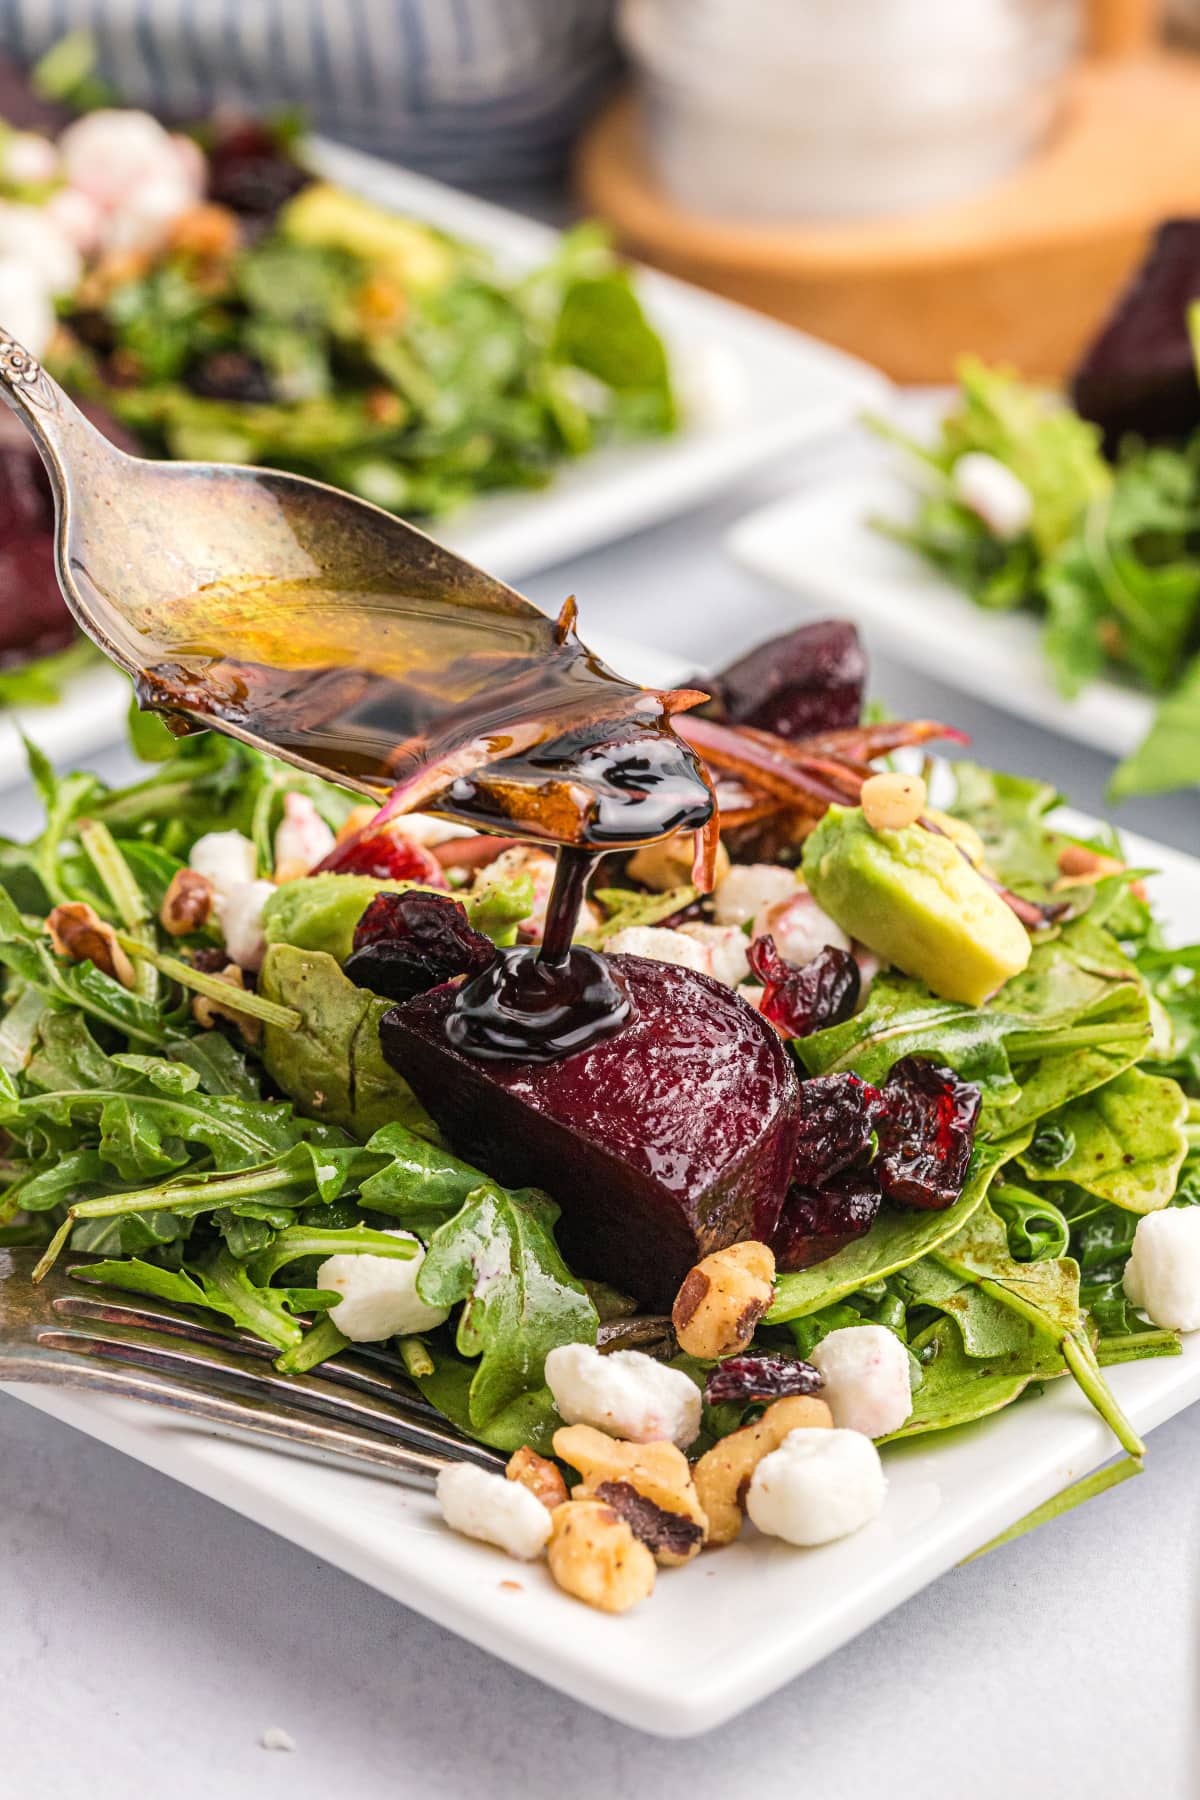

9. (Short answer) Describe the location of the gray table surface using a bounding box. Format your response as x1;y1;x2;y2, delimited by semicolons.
3;439;1199;1799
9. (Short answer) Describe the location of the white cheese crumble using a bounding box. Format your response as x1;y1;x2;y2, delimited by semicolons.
1123;1208;1200;1332
746;1427;887;1546
436;1462;553;1561
544;1342;702;1449
809;1324;913;1438
316;1233;449;1342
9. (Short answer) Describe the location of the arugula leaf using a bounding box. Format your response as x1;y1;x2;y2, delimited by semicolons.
964;1456;1143;1562
358;1123;490;1231
416;1183;598;1452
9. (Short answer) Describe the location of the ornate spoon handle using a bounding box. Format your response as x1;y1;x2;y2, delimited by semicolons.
0;326;117;506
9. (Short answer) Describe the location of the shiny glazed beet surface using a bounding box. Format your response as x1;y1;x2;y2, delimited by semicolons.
748;937;860;1039
344;890;494;1002
710;621;865;740
771;1172;883;1272
877;1055;981;1211
379;954;802;1307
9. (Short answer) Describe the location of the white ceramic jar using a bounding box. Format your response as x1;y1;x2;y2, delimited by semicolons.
619;0;1082;221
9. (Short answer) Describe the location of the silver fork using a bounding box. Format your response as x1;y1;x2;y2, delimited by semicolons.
0;1249;505;1486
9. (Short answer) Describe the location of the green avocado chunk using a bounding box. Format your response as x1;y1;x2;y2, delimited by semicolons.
802;805;1031;1007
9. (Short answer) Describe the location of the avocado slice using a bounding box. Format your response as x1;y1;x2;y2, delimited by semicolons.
802;805;1031;1007
281;183;453;292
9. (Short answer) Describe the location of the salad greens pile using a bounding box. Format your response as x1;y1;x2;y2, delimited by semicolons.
767;761;1200;1454
2;720;1198;1469
54;200;676;521
872;354;1200;800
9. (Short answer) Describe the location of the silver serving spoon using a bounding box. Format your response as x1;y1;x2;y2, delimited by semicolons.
0;329;710;846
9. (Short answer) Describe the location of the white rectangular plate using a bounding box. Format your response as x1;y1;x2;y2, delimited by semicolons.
5;638;1199;1735
0;137;885;792
727;471;1154;761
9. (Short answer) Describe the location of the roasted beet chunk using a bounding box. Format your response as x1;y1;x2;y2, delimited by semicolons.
792;1072;884;1188
187;350;275;403
344;890;495;1001
877;1056;981;1211
380;956;801;1307
771;1172;883;1272
1072;221;1200;452
704;1354;824;1406
748;936;860;1039
711;621;865;739
315;821;447;887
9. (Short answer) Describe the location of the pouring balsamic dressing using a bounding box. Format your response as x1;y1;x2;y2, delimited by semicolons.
135;574;715;1062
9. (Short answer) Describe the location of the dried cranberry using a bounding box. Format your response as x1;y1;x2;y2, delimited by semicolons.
710;621;865;739
792;1072;884;1187
187;351;274;404
704;1354;824;1406
748;935;860;1039
315;824;447;888
206;121;310;218
876;1056;981;1211
344;891;496;1001
771;1172;883;1272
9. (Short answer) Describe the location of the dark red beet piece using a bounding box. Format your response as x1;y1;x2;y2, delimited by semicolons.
877;1056;981;1211
704;1354;824;1406
792;1072;885;1188
771;1172;883;1272
1071;220;1200;452
187;349;275;403
380;955;801;1307
748;936;860;1039
315;822;447;888
710;621;865;739
344;890;494;1002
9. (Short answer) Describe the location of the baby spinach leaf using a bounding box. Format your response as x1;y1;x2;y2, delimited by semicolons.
794;976;1023;1107
417;1183;597;1451
259;944;432;1138
1111;652;1200;799
884;1311;1064;1441
1019;1068;1189;1212
949;762;1067;891
990;1182;1071;1261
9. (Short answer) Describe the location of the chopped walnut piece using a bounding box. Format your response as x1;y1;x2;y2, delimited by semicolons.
506;1446;569;1511
671;1240;776;1361
159;867;214;937
546;1500;655;1614
692;1393;833;1547
45;903;137;990
191;962;261;1045
553;1423;707;1566
593;1480;705;1562
1055;843;1146;902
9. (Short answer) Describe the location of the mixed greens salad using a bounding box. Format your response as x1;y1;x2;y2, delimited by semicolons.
0;36;676;706
2;694;1197;1500
872;355;1200;800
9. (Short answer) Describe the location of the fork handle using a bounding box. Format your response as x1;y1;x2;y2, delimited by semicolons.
1;1344;447;1489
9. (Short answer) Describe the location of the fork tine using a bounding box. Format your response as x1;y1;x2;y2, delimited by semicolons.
37;1314;504;1469
3;1339;453;1487
54;1281;449;1418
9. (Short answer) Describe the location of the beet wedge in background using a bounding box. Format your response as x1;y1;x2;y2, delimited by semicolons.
1072;219;1200;453
380;954;801;1308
